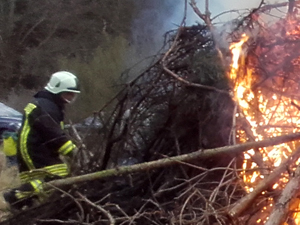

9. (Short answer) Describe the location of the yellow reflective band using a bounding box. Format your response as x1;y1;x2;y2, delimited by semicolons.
60;121;64;130
45;163;69;177
2;136;17;156
20;103;37;170
15;179;43;200
19;163;69;183
30;179;43;193
15;191;32;200
43;163;69;177
19;170;48;184
58;140;75;155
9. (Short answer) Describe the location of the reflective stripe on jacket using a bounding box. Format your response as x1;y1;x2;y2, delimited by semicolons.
17;90;76;179
19;163;69;184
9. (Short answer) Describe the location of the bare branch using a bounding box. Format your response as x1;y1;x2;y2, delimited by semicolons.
162;65;230;94
77;192;115;225
189;0;224;64
46;132;300;189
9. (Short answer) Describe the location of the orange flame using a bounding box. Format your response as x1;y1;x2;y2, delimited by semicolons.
229;33;300;223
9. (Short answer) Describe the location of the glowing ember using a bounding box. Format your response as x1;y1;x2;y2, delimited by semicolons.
229;32;300;223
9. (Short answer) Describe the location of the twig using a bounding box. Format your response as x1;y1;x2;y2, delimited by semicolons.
161;1;229;95
46;183;85;222
162;65;230;95
37;219;86;224
179;189;197;225
258;0;300;13
209;159;235;203
76;192;115;225
189;0;224;64
104;203;131;221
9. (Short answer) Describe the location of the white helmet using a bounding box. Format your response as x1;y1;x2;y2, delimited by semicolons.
45;71;80;94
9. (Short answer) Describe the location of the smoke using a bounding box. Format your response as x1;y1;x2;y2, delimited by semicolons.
130;0;279;48
126;0;282;77
130;1;184;51
126;0;184;77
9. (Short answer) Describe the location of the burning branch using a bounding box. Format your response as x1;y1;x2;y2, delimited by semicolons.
258;0;300;13
226;3;300;223
265;163;300;225
228;145;300;221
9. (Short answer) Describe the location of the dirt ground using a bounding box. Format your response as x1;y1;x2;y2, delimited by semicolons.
0;152;20;222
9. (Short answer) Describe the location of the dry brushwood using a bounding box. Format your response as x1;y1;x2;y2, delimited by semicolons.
228;145;300;221
265;163;300;225
225;2;300;224
2;24;240;225
45;132;300;189
4;3;300;225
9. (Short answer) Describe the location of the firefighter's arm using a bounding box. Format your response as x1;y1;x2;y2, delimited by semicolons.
33;114;77;156
60;144;77;168
57;140;76;156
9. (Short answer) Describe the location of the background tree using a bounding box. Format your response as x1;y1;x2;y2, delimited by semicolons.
0;0;180;120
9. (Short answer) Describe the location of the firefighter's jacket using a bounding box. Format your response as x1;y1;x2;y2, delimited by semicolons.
17;90;76;181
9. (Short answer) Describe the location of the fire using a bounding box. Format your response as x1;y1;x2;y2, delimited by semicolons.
229;32;300;223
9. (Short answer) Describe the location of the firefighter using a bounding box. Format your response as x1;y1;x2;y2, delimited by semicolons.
3;71;80;209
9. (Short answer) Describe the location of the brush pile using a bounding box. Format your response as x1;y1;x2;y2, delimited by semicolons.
3;2;300;225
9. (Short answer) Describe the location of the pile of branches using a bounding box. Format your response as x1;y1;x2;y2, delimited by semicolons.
3;1;300;225
1;23;243;225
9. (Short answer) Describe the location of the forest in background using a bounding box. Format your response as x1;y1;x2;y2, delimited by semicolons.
0;0;181;121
